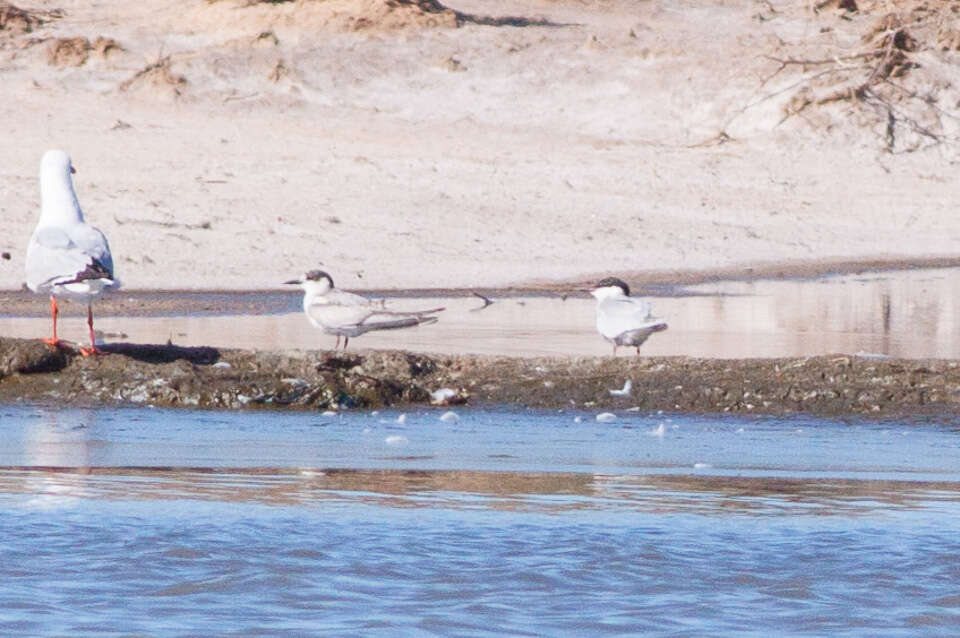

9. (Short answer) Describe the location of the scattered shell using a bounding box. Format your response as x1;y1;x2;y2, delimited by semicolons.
431;388;457;404
430;387;468;406
609;379;632;397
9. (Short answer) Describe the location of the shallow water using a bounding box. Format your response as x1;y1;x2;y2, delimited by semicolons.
6;267;960;358
3;404;960;635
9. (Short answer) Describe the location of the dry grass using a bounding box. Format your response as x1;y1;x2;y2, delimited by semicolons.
767;0;960;152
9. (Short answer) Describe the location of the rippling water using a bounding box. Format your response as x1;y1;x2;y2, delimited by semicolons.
2;405;960;635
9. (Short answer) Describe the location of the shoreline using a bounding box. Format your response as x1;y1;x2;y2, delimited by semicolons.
2;258;959;318
1;338;958;419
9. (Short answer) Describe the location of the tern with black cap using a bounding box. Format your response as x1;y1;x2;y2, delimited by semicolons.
284;270;444;350
589;276;667;356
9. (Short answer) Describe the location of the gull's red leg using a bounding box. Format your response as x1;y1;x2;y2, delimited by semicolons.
42;296;60;347
79;304;100;356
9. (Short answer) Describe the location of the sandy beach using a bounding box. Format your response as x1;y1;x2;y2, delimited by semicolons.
2;0;960;292
7;5;960;633
5;0;960;416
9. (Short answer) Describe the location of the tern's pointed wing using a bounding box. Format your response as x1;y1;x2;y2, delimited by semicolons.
306;290;442;335
597;296;661;339
353;315;438;335
306;303;377;331
25;223;115;292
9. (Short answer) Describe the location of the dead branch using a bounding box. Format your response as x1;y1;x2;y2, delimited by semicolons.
470;292;494;312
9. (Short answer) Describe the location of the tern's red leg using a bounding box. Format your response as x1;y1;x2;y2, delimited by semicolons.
343;336;349;351
42;296;60;347
78;304;100;356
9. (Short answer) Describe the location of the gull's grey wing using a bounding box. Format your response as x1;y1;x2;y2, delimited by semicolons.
25;223;115;292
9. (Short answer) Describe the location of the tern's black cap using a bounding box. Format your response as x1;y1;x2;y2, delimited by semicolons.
595;277;629;296
305;270;333;286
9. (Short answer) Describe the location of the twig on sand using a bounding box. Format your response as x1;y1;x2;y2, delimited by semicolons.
470;292;494;312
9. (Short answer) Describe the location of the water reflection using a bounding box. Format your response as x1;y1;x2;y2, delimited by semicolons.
1;466;958;517
21;409;96;508
680;269;960;359
4;267;960;358
2;407;959;635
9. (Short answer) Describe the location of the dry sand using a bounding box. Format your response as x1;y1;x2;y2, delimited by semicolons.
1;0;960;292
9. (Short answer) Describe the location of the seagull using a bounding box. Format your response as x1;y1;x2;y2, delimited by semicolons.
25;150;119;355
284;269;444;350
589;277;667;356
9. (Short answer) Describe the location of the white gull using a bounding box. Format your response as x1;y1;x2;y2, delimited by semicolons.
25;150;119;354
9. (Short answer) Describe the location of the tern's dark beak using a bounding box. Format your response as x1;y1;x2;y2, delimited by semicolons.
283;279;302;285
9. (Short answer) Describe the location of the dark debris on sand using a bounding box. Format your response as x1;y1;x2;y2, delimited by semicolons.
1;337;959;417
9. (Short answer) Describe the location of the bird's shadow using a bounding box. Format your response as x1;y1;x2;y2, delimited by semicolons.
99;342;220;365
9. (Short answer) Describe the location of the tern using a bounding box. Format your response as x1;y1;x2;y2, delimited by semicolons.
589;276;667;356
25;150;119;354
284;270;444;350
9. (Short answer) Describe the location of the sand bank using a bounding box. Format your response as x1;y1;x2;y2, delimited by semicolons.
2;337;958;417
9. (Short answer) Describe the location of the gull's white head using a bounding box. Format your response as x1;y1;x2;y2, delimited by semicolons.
284;269;334;295
591;276;630;301
39;149;82;224
41;149;75;179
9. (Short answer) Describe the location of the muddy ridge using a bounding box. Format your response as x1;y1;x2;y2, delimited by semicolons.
1;338;958;418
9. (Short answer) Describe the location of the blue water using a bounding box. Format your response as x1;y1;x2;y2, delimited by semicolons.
1;404;960;636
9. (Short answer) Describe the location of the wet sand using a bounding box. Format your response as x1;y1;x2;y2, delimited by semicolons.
4;267;960;416
4;266;960;359
4;256;960;316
